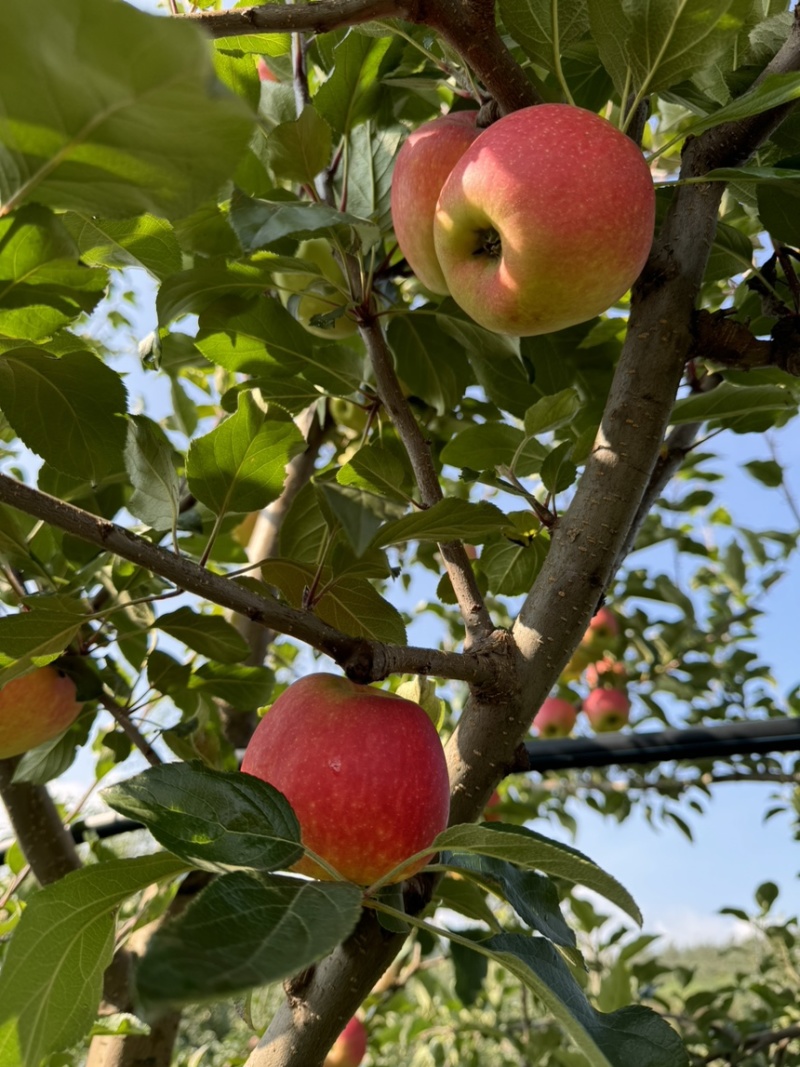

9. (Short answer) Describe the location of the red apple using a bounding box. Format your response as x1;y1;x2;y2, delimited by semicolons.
241;673;450;885
585;657;627;689
433;104;655;336
0;667;83;759
324;1016;367;1067
483;789;503;822
532;697;577;739
583;688;631;733
390;110;480;294
584;606;619;643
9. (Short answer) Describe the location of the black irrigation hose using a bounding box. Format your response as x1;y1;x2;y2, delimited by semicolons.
1;719;799;866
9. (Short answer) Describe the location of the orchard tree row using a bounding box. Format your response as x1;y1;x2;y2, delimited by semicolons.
1;1;800;1066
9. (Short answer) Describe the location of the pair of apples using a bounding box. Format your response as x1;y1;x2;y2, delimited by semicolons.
280;104;654;339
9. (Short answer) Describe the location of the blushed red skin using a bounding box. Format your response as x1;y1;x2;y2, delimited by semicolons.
533;697;577;739
583;687;631;733
585;657;627;689
434;104;655;336
0;667;82;758
257;57;278;83
324;1016;367;1067
390;111;480;294
241;673;450;885
585;606;619;641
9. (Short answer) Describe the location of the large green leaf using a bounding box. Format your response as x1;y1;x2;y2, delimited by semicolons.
313;30;393;138
371;499;508;550
315;577;407;645
0;853;186;1067
499;0;590;73
0;206;107;340
156;607;250;664
0;599;87;684
62;213;182;280
670;382;796;425
0;348;128;481
187;391;305;516
103;763;302;874
387;315;474;416
487;934;689;1067
263;105;332;185
345;122;403;233
228;194;379;252
0;0;254;219
435;823;641;924
124;415;181;533
135;873;363;1012
683;70;800;137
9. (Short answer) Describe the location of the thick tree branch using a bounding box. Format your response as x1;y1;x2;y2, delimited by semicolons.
0;758;81;884
0;473;489;687
184;0;415;38
358;317;495;645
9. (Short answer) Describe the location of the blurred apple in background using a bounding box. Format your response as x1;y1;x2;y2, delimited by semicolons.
390;110;480;293
324;1016;367;1067
433;104;655;336
273;239;357;339
585;657;628;689
583;688;631;733
532;697;577;739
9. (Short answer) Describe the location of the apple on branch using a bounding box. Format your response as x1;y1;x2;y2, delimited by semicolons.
0;666;83;759
583;688;631;733
323;1016;368;1067
433;104;655;336
532;696;577;739
390;110;479;294
273;239;357;339
241;673;450;885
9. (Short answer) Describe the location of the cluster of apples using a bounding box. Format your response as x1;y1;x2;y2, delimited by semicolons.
532;607;631;738
390;104;655;337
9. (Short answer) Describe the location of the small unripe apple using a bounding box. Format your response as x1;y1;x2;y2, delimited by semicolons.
390;110;480;294
324;1016;367;1067
0;667;83;758
583;688;631;733
533;697;577;739
273;239;357;339
241;673;450;885
434;104;655;336
585;657;627;690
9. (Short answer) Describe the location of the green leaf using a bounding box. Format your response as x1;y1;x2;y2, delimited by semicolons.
315;577;407;645
683;70;800;137
387;315;474;416
371;499;508;550
443;851;579;955
669;382;796;425
540;440;577;494
61;213;182;280
487;934;689;1067
197;296;364;395
337;441;415;504
103;763;302;874
479;534;549;596
264;105;332;184
0;205;107;340
229;194;379;252
0;601;86;683
187;391;305;516
499;0;590;73
11;709;93;786
313;31;392;138
0;348;127;481
523;388;581;436
135;873;363;1012
345;122;403;233
757;174;800;244
0;0;254;219
316;480;405;557
189;663;275;710
434;823;641;924
744;458;783;488
157;259;281;325
156;607;250;664
441;424;528;473
0;853;186;1067
124;415;181;533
